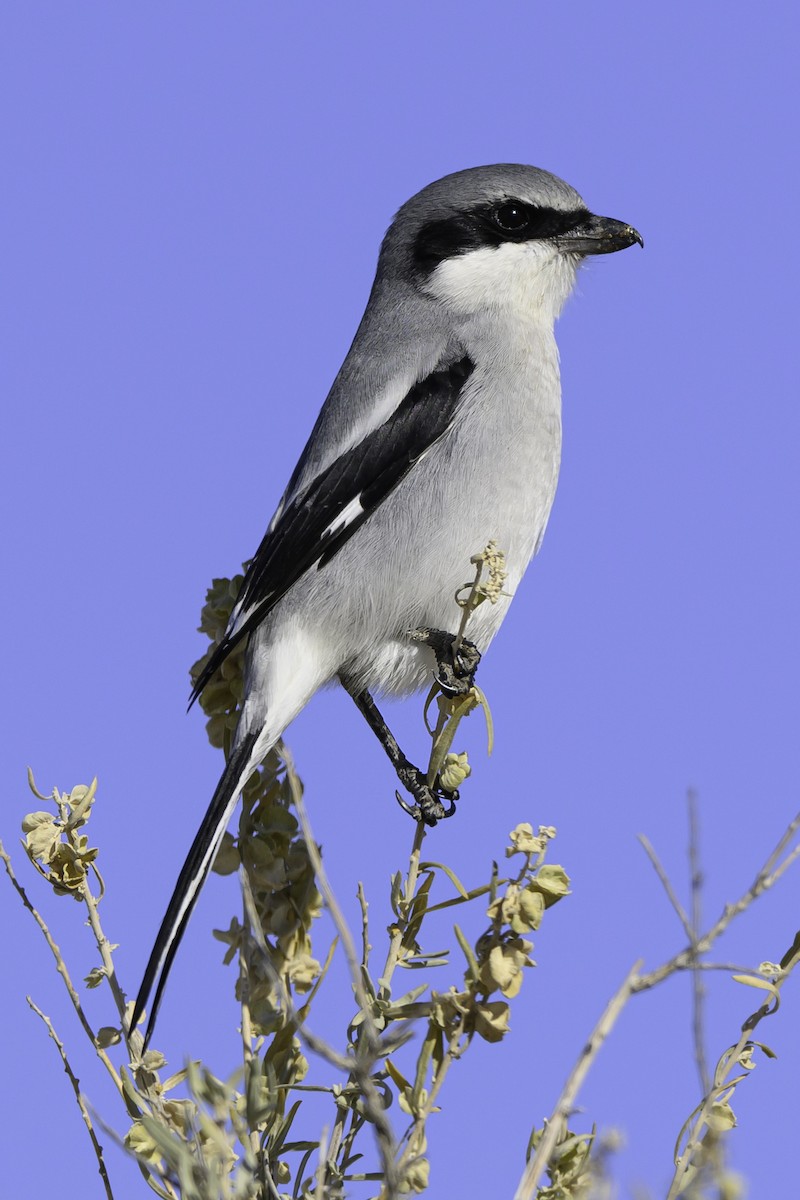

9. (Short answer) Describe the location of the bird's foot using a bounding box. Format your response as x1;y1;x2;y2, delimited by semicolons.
395;764;458;826
409;627;482;696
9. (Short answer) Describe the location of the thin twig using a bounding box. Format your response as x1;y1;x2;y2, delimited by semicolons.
687;790;710;1095
393;1017;467;1180
286;757;375;1031
315;1125;330;1200
259;1161;282;1200
239;870;356;1074
517;813;800;1198
238;891;263;1171
27;997;116;1200
759;811;800;879
451;555;484;659
514;960;643;1200
92;1109;179;1200
0;838;123;1091
670;960;783;977
282;747;401;1194
638;833;693;942
357;881;370;972
667;937;800;1199
81;865;130;1030
52;789;127;1031
635;814;800;992
379;821;427;996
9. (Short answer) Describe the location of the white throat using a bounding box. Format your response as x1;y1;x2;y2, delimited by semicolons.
423;241;579;325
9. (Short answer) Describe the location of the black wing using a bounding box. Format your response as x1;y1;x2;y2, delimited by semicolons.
190;354;475;705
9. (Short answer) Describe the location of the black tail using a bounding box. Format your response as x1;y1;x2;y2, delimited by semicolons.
131;731;259;1047
188;633;237;710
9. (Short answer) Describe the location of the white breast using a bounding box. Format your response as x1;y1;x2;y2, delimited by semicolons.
327;310;565;696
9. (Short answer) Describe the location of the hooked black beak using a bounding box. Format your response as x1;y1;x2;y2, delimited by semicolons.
558;213;643;256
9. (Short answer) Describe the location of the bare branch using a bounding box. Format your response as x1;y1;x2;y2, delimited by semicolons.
635;813;800;992
237;890;262;1171
667;934;800;1199
514;960;643;1200
282;746;402;1194
81;864;130;1030
638;833;693;941
27;997;116;1200
379;821;428;996
687;790;710;1096
0;837;123;1091
239;869;355;1074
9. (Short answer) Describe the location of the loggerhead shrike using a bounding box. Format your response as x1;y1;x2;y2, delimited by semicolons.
133;164;641;1043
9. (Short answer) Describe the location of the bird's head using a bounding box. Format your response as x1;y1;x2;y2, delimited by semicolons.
380;163;642;322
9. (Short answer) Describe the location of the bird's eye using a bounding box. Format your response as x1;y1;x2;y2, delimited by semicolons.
493;202;530;232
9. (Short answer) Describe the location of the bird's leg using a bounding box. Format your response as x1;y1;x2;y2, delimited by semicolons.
408;627;482;696
340;677;457;826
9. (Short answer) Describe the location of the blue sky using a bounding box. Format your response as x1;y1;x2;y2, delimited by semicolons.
2;3;799;1197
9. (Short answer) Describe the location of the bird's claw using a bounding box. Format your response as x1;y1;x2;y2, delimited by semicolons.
395;766;459;826
409;627;482;696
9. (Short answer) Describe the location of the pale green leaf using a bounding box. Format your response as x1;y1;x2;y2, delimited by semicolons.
96;1026;121;1048
418;860;470;899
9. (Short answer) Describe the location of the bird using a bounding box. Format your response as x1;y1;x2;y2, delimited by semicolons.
132;163;641;1044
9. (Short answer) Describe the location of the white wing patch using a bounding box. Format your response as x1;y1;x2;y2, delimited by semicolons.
223;495;366;643
267;497;286;534
323;494;364;538
226;593;254;641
